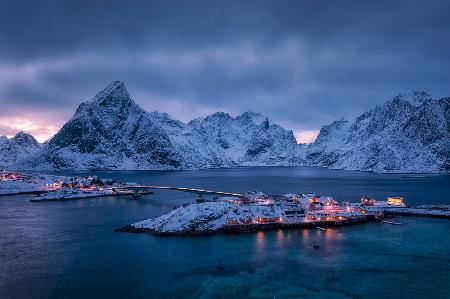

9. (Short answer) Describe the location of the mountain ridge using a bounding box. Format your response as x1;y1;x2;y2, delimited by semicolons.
7;82;449;173
14;81;302;170
307;92;450;173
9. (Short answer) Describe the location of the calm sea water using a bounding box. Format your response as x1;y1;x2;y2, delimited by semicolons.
1;167;449;298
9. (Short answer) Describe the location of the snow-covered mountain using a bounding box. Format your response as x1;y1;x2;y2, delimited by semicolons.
0;132;41;168
307;92;450;173
15;81;303;170
189;111;302;166
9;83;449;173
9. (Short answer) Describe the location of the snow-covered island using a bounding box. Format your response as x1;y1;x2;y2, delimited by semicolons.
118;192;449;236
0;172;151;201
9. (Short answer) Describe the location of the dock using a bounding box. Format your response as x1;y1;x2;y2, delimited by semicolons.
112;186;243;198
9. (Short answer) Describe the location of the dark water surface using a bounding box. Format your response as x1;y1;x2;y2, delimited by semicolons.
1;167;449;298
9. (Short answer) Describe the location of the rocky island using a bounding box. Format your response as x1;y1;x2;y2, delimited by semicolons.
116;192;450;236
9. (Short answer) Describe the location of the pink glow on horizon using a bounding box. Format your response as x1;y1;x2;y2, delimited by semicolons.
0;111;320;145
0;116;61;143
294;130;319;144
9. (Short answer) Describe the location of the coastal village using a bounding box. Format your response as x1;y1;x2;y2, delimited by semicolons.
124;191;408;235
1;171;449;236
0;171;150;200
124;191;450;235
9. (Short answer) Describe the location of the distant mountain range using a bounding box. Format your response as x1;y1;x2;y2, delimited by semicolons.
5;81;449;173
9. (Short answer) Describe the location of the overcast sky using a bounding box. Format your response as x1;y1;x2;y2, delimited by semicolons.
1;0;449;143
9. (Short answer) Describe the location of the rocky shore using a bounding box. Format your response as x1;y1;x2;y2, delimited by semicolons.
116;216;379;236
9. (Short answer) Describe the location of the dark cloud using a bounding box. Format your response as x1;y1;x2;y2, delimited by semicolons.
0;0;449;142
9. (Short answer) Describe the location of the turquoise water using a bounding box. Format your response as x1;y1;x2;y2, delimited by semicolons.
1;167;449;298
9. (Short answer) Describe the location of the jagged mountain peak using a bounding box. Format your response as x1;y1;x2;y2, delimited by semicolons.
93;80;128;103
308;91;449;173
11;131;40;147
0;131;41;168
14;81;303;170
385;91;433;108
311;118;349;148
210;111;232;118
237;111;265;124
74;81;135;116
45;81;148;155
330;117;348;126
383;94;413;109
412;90;431;102
317;118;348;134
202;112;233;122
11;83;448;173
191;111;267;126
356;91;443;133
0;135;8;143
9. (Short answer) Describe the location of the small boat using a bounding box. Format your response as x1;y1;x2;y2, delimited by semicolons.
30;195;44;202
216;259;225;271
312;238;320;249
317;226;327;231
381;220;402;225
133;192;141;199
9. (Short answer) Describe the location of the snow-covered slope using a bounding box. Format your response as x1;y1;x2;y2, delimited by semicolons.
15;81;303;170
189;111;303;166
307;92;450;173
0;132;41;168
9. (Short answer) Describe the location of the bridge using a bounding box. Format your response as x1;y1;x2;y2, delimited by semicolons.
112;185;243;198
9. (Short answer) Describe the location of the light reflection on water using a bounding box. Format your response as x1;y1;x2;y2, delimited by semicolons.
255;230;266;254
275;229;285;246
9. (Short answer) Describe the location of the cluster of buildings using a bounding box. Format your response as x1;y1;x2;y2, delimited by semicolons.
31;176;142;201
0;171;43;184
0;172;21;181
0;172;145;200
360;196;405;206
223;192;405;227
0;172;110;192
47;176;115;190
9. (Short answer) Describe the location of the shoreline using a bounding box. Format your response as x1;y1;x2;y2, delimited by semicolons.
29;191;154;202
0;190;47;197
5;165;450;175
0;172;155;202
116;216;379;236
116;210;450;237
